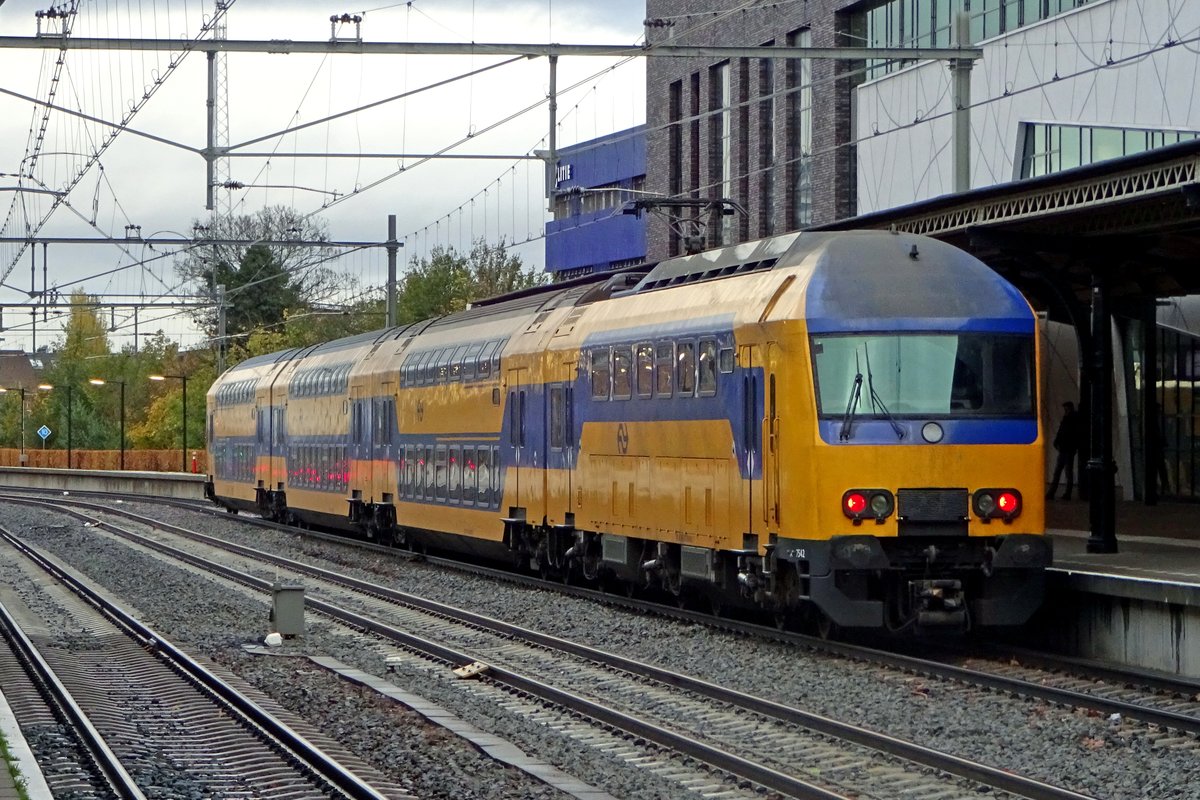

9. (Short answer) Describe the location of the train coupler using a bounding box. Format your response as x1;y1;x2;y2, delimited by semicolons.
910;578;967;628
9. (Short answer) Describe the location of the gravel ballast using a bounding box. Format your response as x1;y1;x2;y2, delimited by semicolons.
3;500;1199;799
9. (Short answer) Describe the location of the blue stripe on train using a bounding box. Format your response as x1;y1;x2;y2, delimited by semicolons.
817;417;1038;445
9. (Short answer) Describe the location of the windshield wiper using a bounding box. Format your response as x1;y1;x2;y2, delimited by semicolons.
865;346;905;441
839;352;863;442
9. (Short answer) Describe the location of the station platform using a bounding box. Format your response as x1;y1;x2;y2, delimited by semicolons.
1046;497;1200;586
0;688;52;800
1038;498;1200;678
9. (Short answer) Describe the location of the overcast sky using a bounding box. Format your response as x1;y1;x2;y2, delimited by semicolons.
0;0;646;354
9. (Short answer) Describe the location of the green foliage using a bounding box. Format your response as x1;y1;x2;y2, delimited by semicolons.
175;206;343;341
0;290;221;456
398;238;543;324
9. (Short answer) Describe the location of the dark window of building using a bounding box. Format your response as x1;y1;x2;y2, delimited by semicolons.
669;79;684;256
710;61;733;246
737;58;751;242
758;47;776;237
787;28;812;229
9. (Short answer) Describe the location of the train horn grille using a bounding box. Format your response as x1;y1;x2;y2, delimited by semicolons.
897;489;968;522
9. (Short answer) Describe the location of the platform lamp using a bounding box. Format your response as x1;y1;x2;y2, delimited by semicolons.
149;374;187;472
88;378;126;470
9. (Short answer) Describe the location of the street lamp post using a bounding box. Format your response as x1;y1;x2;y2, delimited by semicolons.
89;378;126;470
149;374;188;472
1;385;52;466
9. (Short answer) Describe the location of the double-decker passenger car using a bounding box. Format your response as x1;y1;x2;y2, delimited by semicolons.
208;230;1050;632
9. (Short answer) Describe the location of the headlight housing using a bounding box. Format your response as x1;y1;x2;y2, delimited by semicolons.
842;489;895;524
973;488;1022;523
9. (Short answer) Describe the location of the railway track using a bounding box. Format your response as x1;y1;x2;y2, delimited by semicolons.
4;493;1113;800
11;489;1200;726
0;521;413;800
35;490;1200;737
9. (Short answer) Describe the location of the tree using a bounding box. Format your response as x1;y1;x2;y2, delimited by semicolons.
175;206;341;341
398;238;543;324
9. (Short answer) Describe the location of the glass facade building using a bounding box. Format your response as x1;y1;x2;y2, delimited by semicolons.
865;0;1095;79
1020;123;1200;179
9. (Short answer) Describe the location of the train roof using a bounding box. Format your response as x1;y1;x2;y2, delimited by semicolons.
225;347;305;371
799;231;1033;333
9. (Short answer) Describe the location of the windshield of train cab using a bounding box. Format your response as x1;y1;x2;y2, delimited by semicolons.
811;332;1035;418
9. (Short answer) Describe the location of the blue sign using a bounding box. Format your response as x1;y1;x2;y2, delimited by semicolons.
37;425;51;441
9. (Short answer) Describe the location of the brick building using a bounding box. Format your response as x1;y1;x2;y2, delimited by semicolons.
644;0;861;261
644;0;1197;262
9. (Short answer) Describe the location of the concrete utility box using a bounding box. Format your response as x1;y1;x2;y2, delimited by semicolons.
270;583;306;637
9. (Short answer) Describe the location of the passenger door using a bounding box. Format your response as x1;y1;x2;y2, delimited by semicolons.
546;360;576;526
765;342;781;531
506;367;528;516
740;344;763;544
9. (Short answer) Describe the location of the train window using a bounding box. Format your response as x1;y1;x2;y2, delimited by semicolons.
449;447;462;503
491;446;501;507
476;449;491;506
477;341;496;379
550;386;565;450
422;350;439;384
435;447;448;501
437;350;452;384
635;344;654;398
698;339;718;397
463;450;477;506
678;341;697;396
492;340;503;376
385;399;395;443
463;343;483;381
613;346;633;400
449;345;469;381
719;346;735;373
423;446;436;498
518;391;527;447
590;347;611;400
422;352;441;386
655;342;674;397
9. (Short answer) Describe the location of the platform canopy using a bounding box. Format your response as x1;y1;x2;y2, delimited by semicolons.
815;138;1200;322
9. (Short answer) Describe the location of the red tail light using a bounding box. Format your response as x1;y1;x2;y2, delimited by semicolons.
842;489;894;523
973;488;1022;522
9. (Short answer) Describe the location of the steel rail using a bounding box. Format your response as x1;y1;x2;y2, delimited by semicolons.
24;495;1102;800
0;596;146;800
32;502;851;799
0;524;391;800
10;489;1200;728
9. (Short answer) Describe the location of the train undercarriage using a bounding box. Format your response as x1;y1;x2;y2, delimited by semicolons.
214;484;1049;636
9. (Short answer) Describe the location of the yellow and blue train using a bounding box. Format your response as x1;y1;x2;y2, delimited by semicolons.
207;230;1050;633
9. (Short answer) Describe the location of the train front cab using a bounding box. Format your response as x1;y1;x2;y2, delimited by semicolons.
768;234;1052;633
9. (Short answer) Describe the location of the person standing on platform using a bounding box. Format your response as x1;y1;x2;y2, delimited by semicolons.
1047;401;1082;500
